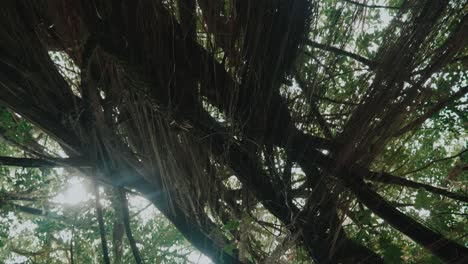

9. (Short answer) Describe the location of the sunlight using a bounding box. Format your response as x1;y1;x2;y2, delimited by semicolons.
54;177;90;205
129;195;160;224
187;252;213;264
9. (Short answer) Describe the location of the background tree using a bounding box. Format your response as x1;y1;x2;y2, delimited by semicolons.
0;0;467;263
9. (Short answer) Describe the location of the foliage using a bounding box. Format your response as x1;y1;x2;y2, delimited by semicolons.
0;0;467;263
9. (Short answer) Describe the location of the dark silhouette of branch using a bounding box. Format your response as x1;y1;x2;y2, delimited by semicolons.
0;69;82;155
451;55;468;64
112;193;125;264
8;203;44;216
366;171;468;203
310;100;334;138
305;40;377;68
94;184;111;264
11;247;52;257
1;201;66;219
309;93;360;105
91;8;463;258
118;188;143;264
2;1;465;262
130;202;152;218
342;0;401;10
70;228;75;264
190;109;382;263
348;179;467;262
295;74;334;138
282;155;294;198
417;13;468;80
0;125;47;157
401;149;467;176
177;0;196;39
309;150;468;262
394;86;468;136
0;5;241;262
91;12;377;260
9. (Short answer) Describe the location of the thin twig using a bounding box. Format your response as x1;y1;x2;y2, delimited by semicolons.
305;40;377;68
401;149;467;176
342;0;402;10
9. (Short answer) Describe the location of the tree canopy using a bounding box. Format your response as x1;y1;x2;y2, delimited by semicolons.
0;0;467;263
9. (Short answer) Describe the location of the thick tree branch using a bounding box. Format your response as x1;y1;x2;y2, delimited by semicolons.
418;13;468;80
112;192;125;264
92;11;463;259
309;150;468;262
70;233;75;264
0;200;65;219
342;0;402;10
394;86;468;136
84;5;379;260
1;5;241;263
177;0;196;40
5;1;465;262
366;171;468;203
305;40;377;68
0;8;81;155
189;109;382;263
347;178;467;262
118;188;143;264
0;124;47;156
6;203;44;216
94;183;111;264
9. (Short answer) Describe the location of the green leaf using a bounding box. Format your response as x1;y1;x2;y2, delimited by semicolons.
415;190;430;209
355;208;374;225
224;219;240;231
379;236;403;264
223;243;236;256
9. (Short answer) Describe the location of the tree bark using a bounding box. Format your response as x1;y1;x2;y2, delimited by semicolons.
111;191;125;264
94;183;111;264
118;188;143;264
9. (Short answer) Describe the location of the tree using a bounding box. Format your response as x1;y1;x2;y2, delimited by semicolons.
0;0;467;263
